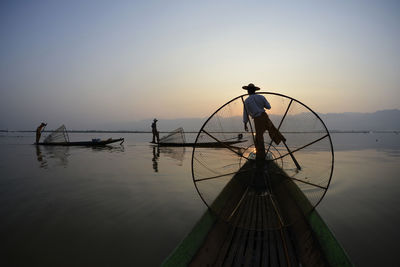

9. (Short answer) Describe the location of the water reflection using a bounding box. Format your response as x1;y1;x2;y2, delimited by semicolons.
152;146;160;172
35;145;125;168
160;147;185;164
151;145;186;172
90;145;125;153
5;132;399;266
35;145;69;168
35;145;47;168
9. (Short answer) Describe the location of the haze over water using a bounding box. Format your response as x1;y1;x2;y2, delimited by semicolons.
1;132;399;266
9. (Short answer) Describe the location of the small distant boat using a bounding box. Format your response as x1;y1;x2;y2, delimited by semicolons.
151;127;246;147
36;125;124;147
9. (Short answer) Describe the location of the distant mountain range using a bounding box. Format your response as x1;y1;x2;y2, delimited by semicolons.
320;109;400;132
98;109;400;132
1;109;399;132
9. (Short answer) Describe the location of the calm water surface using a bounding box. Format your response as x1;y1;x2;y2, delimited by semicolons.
0;132;399;266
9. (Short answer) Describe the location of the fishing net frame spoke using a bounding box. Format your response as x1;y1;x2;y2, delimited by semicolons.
265;99;293;156
288;176;328;190
271;133;330;162
194;167;252;183
192;92;335;230
201;129;250;160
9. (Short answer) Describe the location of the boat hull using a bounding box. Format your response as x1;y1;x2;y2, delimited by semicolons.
162;161;352;266
37;138;124;146
150;140;246;147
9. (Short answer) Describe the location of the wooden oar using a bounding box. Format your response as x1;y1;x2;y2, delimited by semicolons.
282;141;301;171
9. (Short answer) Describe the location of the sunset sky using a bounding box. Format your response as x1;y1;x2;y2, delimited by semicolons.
1;0;399;130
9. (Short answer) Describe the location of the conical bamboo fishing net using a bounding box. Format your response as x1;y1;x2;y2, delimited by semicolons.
192;93;334;230
159;127;186;144
43;125;69;143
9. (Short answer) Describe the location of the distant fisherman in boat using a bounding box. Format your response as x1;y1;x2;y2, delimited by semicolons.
151;118;160;143
35;122;47;144
242;83;286;161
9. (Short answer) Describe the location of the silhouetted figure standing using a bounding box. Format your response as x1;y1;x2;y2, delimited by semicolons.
151;118;159;143
242;83;286;161
35;122;47;144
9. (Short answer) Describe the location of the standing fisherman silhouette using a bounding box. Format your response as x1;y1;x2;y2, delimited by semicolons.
242;83;286;163
35;122;47;144
151;118;160;143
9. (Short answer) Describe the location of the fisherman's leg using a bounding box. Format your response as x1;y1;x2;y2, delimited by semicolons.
270;124;286;144
156;131;160;143
255;135;265;161
254;118;266;162
251;121;266;191
264;114;286;144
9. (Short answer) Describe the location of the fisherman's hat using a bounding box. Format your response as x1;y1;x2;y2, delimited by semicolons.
242;83;260;91
153;118;158;122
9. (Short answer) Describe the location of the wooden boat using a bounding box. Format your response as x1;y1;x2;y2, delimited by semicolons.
150;139;246;148
37;138;124;146
162;92;351;266
36;125;124;147
162;161;352;267
152;127;246;148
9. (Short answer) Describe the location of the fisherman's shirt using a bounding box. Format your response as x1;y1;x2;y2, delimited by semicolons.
243;94;271;124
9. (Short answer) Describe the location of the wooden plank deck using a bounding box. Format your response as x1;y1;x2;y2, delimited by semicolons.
189;163;329;267
189;191;304;266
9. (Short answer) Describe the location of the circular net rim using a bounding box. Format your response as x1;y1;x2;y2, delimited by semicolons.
191;92;335;229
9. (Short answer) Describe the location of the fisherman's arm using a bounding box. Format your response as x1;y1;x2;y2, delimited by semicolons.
39;123;47;132
263;97;271;110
